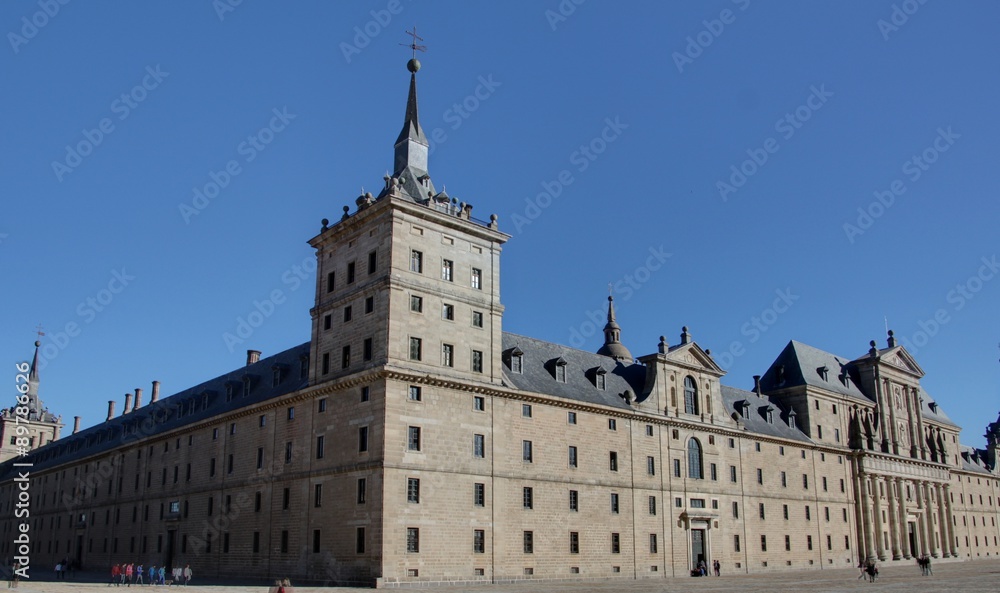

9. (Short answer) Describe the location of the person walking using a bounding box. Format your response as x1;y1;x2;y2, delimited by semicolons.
149;565;156;586
183;565;192;586
713;559;720;576
135;565;144;586
110;564;121;587
157;566;165;586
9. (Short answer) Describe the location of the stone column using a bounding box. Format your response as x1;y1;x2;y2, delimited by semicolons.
862;475;876;561
943;484;958;556
912;387;927;460
886;380;900;455
915;481;929;556
934;483;946;557
853;459;869;561
896;478;910;558
921;482;935;558
873;476;887;560
887;479;901;560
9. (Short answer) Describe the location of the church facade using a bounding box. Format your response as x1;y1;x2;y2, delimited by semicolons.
2;58;999;587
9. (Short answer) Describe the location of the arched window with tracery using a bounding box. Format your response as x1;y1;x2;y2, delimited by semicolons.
688;438;703;479
684;376;699;415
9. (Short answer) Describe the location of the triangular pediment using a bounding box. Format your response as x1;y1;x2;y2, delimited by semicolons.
879;346;925;378
663;342;726;377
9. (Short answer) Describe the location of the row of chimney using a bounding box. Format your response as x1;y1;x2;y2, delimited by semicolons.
82;381;163;430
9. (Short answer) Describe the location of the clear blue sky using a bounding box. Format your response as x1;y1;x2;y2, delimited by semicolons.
3;2;998;446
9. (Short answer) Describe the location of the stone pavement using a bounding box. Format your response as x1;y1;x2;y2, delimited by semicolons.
6;559;1000;593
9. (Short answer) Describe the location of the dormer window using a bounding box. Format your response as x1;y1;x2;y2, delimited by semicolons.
554;359;567;383
225;383;234;402
817;366;829;381
505;347;524;374
242;376;251;397
596;371;606;391
299;355;309;381
272;366;283;388
929;402;938;413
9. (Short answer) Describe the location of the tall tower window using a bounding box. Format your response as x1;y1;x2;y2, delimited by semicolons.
687;438;703;479
409;338;422;361
442;344;454;367
684;376;699;415
471;268;482;289
410;250;423;273
442;259;453;281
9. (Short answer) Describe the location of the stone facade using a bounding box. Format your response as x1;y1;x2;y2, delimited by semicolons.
2;61;999;586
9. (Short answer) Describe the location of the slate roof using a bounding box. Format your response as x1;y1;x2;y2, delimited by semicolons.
0;343;310;481
958;444;994;474
500;332;646;410
720;385;814;443
760;341;872;403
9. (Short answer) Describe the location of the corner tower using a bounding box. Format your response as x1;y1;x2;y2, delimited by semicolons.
307;56;510;388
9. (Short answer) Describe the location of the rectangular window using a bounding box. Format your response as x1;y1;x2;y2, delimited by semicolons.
442;303;455;320
341;345;350;368
408;385;421;401
410;295;423;312
408;426;421;451
759;503;766;519
347;262;355;284
227;454;233;474
314;484;322;508
474;434;485;458
410;250;422;273
406;528;419;553
409;337;422;361
732;501;739;518
523;531;533;554
523;487;533;509
649;534;658;553
316;435;325;459
254;491;262;512
522;440;533;462
570;531;580;554
365;296;374;314
407;478;420;503
610;493;619;514
805;505;811;521
761;535;767;551
312;529;321;554
568;411;577;424
442;259;453;281
472;350;484;373
357;478;367;504
783;504;789;520
363;337;372;361
285;441;293;462
674;459;681;477
710;463;717;481
611;532;621;554
474;483;485;506
358;426;369;452
569;490;579;511
472;311;483;328
730;465;737;482
785;535;791;551
649;496;657;515
646;424;654;436
610;451;618;471
360;387;369;402
368;250;377;274
442;343;454;367
474;530;486;554
822;476;828;491
608;418;617;430
781;471;787;487
647;456;655;475
471;267;482;289
256;447;264;469
322;352;330;375
326;271;335;293
473;396;484;410
282;488;290;510
356;528;366;554
734;534;741;552
522;404;532;417
568;446;578;468
323;314;332;330
803;474;809;489
343;305;353;322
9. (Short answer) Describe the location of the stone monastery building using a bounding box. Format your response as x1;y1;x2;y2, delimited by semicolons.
2;57;1000;587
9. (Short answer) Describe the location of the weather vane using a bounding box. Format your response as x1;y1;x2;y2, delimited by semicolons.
35;324;45;339
400;26;427;59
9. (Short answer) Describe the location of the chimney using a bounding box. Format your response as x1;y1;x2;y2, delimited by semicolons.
151;381;160;403
107;400;116;421
247;350;261;366
753;375;762;396
134;388;143;410
73;416;81;434
123;392;133;415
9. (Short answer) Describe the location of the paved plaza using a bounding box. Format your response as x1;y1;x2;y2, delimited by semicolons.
6;559;1000;593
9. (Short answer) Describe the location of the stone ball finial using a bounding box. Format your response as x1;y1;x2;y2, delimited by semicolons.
321;218;329;227
490;214;498;222
659;336;666;343
343;206;350;213
682;326;689;332
407;58;421;73
887;329;894;337
870;340;877;348
35;340;41;347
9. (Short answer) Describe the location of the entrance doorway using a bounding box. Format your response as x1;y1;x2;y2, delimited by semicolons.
907;522;917;557
166;530;176;570
691;528;706;571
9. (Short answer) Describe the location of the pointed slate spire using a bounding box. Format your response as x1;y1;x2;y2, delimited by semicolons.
25;340;42;420
29;340;40;381
597;296;633;362
393;58;429;177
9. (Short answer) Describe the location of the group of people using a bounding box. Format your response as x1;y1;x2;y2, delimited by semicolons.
858;558;879;582
691;559;722;577
109;564;192;586
52;559;76;579
917;555;933;576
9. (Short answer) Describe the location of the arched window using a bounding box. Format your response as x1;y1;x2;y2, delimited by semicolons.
684;376;699;415
687;438;703;480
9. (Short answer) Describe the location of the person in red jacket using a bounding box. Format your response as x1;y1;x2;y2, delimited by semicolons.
109;564;121;587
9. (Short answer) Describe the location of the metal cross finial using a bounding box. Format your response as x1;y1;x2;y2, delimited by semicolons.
608;282;613;297
400;26;427;59
35;324;45;338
